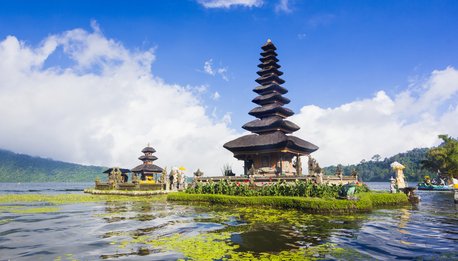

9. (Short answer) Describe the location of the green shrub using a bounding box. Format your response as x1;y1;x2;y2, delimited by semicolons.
359;192;409;207
186;179;354;198
355;182;370;193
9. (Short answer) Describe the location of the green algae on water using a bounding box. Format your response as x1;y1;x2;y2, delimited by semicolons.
53;253;79;261
113;231;361;261
0;205;59;214
0;193;167;205
0;194;167;214
10;206;60;214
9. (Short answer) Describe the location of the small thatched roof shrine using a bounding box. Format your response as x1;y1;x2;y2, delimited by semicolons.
132;145;163;180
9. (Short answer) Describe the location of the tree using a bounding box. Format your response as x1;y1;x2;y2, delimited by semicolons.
421;135;458;179
371;154;381;162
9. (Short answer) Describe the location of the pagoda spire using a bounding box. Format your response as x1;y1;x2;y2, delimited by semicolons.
243;40;299;134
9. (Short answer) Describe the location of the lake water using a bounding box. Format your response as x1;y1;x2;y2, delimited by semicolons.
0;182;457;260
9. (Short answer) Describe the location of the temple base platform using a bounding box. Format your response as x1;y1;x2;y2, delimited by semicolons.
83;188;171;196
196;175;357;186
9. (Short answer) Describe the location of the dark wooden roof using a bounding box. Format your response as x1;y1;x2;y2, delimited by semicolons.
255;73;285;85
261;40;277;51
138;155;158;161
259;55;279;63
257;60;281;69
260;49;278;57
252;92;290;105
103;168;131;174
141;146;156;153
257;66;283;76
249;103;294;118
223;131;318;155
242;116;300;134
253;83;287;95
131;164;163;173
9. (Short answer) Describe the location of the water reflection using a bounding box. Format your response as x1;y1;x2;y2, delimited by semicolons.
92;201;371;259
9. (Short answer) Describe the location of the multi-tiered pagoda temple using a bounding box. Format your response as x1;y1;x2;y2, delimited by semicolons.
131;145;163;182
224;40;318;176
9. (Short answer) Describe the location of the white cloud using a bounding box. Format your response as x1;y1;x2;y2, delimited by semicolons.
275;0;292;13
291;67;458;167
212;91;221;100
203;59;229;81
198;0;263;8
217;68;229;81
204;59;215;75
0;26;241;176
297;33;307;40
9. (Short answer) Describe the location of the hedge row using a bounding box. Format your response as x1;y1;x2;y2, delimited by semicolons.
167;192;409;213
185;179;354;198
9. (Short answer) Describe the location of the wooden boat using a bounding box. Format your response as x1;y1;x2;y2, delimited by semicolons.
417;183;453;191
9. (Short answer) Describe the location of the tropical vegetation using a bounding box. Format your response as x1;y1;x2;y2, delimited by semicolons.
421;134;458;179
323;148;434;182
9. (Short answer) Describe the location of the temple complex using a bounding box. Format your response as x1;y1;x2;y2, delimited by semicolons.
131;145;163;183
224;39;318;176
87;144;167;194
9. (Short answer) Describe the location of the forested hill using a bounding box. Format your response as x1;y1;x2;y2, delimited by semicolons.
0;149;105;182
323;148;434;182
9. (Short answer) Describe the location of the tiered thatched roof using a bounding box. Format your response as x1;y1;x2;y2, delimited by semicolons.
224;40;318;158
132;145;163;173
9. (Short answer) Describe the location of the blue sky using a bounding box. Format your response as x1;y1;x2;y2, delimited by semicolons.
0;0;457;174
2;1;457;123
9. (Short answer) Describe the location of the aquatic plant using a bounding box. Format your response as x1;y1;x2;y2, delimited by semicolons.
113;230;360;260
0;193;167;205
358;192;409;206
53;253;78;261
8;206;60;214
0;194;167;214
168;192;409;213
0;218;13;225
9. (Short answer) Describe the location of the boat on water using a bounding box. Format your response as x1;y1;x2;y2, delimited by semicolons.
417;183;453;191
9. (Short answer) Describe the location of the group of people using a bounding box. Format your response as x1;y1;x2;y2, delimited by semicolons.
423;175;446;186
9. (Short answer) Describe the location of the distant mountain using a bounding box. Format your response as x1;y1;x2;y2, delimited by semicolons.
323;148;434;182
0;149;105;182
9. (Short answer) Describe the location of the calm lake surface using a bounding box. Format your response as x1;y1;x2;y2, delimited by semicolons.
0;182;457;260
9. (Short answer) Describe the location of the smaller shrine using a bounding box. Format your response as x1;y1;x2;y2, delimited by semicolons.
131;145;163;183
88;144;167;194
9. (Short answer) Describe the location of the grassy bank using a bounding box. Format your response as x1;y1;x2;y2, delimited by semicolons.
167;192;409;213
